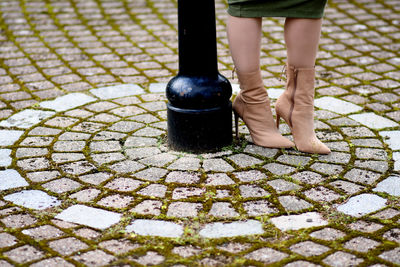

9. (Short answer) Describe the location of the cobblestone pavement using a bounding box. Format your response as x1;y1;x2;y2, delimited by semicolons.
0;0;399;266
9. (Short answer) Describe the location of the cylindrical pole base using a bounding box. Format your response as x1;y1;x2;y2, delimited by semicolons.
167;103;232;153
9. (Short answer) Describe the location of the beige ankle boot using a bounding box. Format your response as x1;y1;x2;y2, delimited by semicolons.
275;65;330;154
233;70;294;149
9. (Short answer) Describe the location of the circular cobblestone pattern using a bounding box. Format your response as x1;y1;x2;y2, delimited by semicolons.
0;0;399;266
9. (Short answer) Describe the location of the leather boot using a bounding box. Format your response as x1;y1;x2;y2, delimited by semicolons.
275;65;330;154
233;70;294;149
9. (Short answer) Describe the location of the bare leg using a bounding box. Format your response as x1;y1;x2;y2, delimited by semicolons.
284;18;323;68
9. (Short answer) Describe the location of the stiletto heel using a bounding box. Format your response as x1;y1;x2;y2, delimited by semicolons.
234;110;239;139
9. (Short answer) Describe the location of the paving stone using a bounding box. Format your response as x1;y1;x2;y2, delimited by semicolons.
0;109;55;128
134;167;168;182
277;154;310;167
233;170;266;182
279;196;313;211
99;239;140;255
52;153;85;163
90;84;144;99
133;251;165;266
55;205;121;230
239;184;269;198
342;126;375;137
133;127;164;137
131;200;162;216
355;160;389;173
105;178;143;192
310;228;346;241
49;237;89;255
93;131;126;141
311;162;343;175
0;169;28;190
91;152;125;165
30;257;74;267
73;228;101;240
17;157;50;171
264;163;296;175
97;194;133;209
172;245;201;258
0;149;12;166
344;237;380;252
284;261;321;267
314;97;362;114
243;200;277;216
290;241;330;256
372;208;400;220
292;171;324;185
208;202;239;217
124;136;158;147
244;144;278;158
1;214;37;228
206;173;235;185
126;219;183;237
349;113;398;129
344;169;381;185
267;179;301;193
167;157;200;171
167;202;202;218
330;180;365;194
393;152;400;171
4;190;61;210
4;245;44;264
323;251;363;267
139;153;177;167
40;93;95;111
72;250;115;267
271;212;329;231
348;220;384;233
110;160;145;173
203;158;234;172
373;176;400;196
0;260;12;267
43;178;81;193
228;153;263;168
337;194;387;217
0;233;18;248
383;228;400;243
318;151;351;164
380;131;400;150
199;220;263;238
138;184;168;198
304;186;342;202
217;242;252;253
79;172;111;185
379;247;400;265
244;247;288;264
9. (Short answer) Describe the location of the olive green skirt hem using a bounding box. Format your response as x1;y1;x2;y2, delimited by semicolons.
228;1;327;19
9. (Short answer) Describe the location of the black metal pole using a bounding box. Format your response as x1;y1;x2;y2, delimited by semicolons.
166;0;232;153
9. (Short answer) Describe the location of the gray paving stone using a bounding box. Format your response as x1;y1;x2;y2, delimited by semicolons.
30;257;74;267
323;251;363;267
72;250;115;267
379;131;400;150
379;247;400;265
70;188;101;202
43;178;81;193
244;247;288;264
393;152;400;171
244;144;278;158
139;153;177;167
1;214;37;228
110;160;145;173
330;180;365;194
26;171;60;183
99;239;140;255
267;179;301;193
0;109;55;129
373;176;400;196
134;167;168;182
138;184;167;198
97;194;133;209
208;202;239;217
172;245;201;258
0;169;28;190
90;141;122;152
383;228;400;243
344;237;380;252
304;186;341;202
52;153;85;163
344;168;381;185
284;261;321;267
199;220;263;238
131;200;162;216
354;160;388;173
0;233;18;248
350;138;383;148
48;237;89;256
311;162;343;175
310;228;346;241
372;208;400;220
168;157;200;171
108;121;144;133
270;212;329;231
0;149;12;166
78;172;111;185
290;241;330;256
264;163;296;175
342;126;375;137
314;96;362;114
203;158;234;172
124;136;158;147
277;154;310;167
234;170;266;182
167;202;202;218
133;251;165;266
292;171;324;185
55;205;121;230
0;130;23;146
349;113;398;129
318;151;351;164
4;190;60;210
40;93;95;111
228;153;263;168
126;219;183;237
206;173;235;186
105;178;143;192
239;184;269;198
91;152;125;165
4;245;44;264
279;196;313;211
337;194;387;217
90;84;144;99
348;220;384;233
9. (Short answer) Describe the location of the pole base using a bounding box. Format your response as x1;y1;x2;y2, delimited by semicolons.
167;102;232;153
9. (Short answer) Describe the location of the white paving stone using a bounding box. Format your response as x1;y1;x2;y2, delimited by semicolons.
267;88;285;99
0;110;55;129
373;176;400;196
149;83;167;93
126;219;183;238
314;97;362;114
40;93;96;112
394;152;400;171
0;149;12;167
55;205;121;230
199;220;263;238
90;84;144;99
270;212;328;231
349;113;398;129
0;170;28;190
337;194;387;217
0;130;24;146
4;190;61;210
380;131;400;150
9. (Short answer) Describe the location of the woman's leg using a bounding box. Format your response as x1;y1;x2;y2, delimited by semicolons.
275;18;330;154
227;15;294;148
